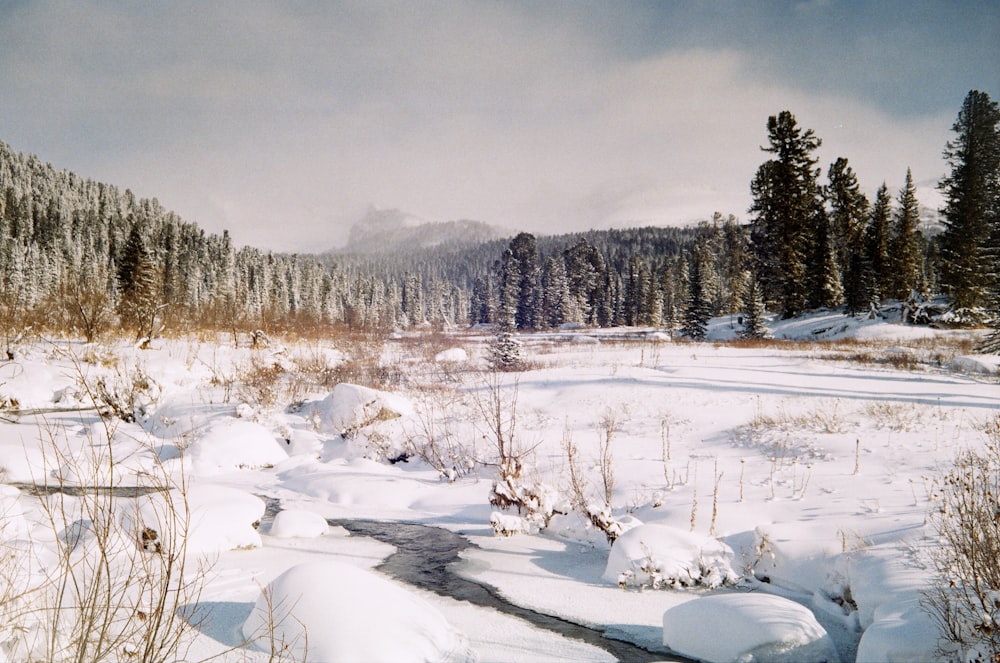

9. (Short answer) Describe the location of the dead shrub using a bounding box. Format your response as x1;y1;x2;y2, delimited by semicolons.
922;415;1000;661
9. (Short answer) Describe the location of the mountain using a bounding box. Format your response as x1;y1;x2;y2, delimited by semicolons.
339;206;505;254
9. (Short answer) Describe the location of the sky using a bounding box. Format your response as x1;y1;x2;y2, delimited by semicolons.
0;1;997;252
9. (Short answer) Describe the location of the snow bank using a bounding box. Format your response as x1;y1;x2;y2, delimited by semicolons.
662;592;840;663
312;383;413;435
951;354;1000;375
268;508;328;538
434;348;468;363
242;561;473;662
183;419;288;475
603;524;737;589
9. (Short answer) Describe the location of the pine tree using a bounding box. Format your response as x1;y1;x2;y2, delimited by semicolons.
865;183;893;307
824;157;870;314
889;168;923;302
116;222;161;341
510;232;541;330
540;256;570;328
938;90;1000;313
488;319;522;371
470;277;493;325
807;204;843;309
681;246;712;340
739;272;768;339
497;249;519;329
750;111;823;318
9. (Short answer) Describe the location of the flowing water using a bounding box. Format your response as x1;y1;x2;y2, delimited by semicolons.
329;518;687;662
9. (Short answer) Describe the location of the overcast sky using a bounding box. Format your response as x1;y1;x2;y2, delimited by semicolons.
0;1;997;251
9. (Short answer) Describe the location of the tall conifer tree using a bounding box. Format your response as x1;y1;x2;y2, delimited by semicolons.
824;158;870;314
889;168;923;301
938;90;1000;312
750;111;822;318
865;184;893;306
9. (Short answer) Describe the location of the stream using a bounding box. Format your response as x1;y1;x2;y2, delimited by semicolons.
328;518;687;663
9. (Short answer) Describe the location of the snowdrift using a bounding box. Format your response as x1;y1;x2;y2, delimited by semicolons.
662;592;840;663
242;561;473;662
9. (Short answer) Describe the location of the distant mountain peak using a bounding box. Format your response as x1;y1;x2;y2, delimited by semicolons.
341;206;503;254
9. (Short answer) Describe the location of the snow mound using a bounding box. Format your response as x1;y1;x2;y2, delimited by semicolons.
269;508;329;538
662;593;840;663
313;383;414;435
242;561;473;662
603;524;737;589
135;484;265;554
0;359;77;410
951;354;1000;375
435;348;468;363
183;419;288;475
855;594;940;663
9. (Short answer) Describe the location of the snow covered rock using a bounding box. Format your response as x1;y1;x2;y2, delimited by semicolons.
242;561;473;662
269;508;328;538
183;419;288;475
603;524;737;589
662;593;840;663
135;484;265;554
314;383;413;436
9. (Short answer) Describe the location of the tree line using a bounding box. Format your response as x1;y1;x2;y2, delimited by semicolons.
0;89;996;345
473;89;1000;342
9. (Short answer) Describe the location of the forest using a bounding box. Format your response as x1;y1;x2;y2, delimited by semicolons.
0;89;997;348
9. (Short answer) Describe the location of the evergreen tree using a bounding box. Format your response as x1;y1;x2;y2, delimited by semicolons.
116;222;160;341
497;249;519;329
681;246;712;340
563;239;606;326
488;318;522;371
509;232;541;330
807;203;843;309
824;157;870;314
470;277;493;325
889;168;923;301
739;272;768;339
720;215;750;316
750;111;823;318
938;90;1000;312
865;183;893;306
540;255;570;328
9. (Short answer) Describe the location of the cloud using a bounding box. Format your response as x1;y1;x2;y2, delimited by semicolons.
0;2;989;251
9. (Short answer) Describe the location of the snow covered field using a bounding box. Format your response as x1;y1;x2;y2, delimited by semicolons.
0;311;996;662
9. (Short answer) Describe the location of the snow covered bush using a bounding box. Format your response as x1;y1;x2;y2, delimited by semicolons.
603;524;738;590
88;360;161;423
487;323;522;371
923;415;1000;661
475;372;563;531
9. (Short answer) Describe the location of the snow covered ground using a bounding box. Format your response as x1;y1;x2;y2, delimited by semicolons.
0;310;995;662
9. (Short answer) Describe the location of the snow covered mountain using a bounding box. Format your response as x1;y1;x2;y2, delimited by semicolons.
340;206;504;254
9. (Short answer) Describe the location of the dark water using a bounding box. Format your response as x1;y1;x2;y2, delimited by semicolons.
329;518;686;663
11;482;168;497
